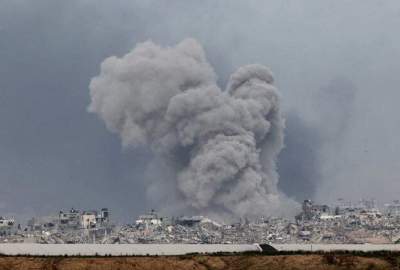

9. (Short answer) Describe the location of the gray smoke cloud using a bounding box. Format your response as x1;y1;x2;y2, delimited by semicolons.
88;39;298;220
279;77;357;203
313;77;358;202
1;0;400;222
314;77;356;141
278;112;322;201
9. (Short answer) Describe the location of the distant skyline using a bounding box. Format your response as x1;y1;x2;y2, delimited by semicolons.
1;0;400;222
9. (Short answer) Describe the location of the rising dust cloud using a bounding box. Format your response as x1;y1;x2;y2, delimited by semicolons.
88;39;298;221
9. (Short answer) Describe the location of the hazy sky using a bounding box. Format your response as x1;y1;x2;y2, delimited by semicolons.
1;0;400;222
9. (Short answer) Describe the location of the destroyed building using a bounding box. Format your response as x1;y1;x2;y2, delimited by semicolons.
0;217;15;236
57;208;110;230
11;208;115;244
135;209;163;227
296;200;330;221
3;198;400;245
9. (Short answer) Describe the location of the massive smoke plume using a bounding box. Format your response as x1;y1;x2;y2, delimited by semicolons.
88;39;297;220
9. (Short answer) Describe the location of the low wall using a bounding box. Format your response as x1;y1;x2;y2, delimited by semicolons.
272;244;400;252
0;243;262;256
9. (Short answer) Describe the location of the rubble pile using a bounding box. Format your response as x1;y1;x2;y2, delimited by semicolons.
2;199;400;244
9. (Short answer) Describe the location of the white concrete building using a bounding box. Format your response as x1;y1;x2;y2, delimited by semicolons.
135;210;163;226
81;212;96;229
0;217;14;228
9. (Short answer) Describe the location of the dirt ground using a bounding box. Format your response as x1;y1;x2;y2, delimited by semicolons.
0;254;394;270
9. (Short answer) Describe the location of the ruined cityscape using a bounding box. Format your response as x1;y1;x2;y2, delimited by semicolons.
2;199;400;245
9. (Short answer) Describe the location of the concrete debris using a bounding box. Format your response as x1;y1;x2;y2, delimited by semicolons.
2;199;400;244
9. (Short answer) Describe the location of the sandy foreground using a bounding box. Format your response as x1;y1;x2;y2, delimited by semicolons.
0;255;394;270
